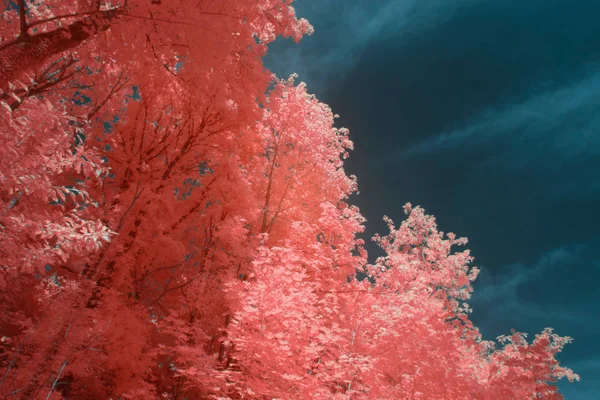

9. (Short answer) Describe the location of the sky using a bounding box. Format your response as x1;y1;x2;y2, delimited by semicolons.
266;0;600;398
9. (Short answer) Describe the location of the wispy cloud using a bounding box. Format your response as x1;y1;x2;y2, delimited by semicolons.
473;245;583;302
267;0;479;91
392;69;600;167
470;244;596;332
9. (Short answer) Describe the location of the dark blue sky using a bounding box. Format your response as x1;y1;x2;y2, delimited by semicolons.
266;1;599;398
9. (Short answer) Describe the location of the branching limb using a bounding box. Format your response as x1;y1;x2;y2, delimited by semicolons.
16;0;28;37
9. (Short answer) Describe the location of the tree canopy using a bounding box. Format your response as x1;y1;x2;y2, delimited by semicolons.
0;1;578;398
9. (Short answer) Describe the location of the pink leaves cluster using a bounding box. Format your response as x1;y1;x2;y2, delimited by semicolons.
0;94;110;275
487;329;579;399
372;203;479;305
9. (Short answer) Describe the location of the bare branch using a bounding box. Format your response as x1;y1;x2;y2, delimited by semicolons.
17;0;28;36
45;360;67;400
115;180;145;232
87;71;130;120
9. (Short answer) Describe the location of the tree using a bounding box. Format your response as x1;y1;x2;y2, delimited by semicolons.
0;0;312;91
351;204;578;399
0;0;579;399
215;78;368;398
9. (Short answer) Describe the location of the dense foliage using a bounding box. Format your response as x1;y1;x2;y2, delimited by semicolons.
0;1;578;398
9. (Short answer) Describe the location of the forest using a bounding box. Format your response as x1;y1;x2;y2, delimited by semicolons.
0;0;578;398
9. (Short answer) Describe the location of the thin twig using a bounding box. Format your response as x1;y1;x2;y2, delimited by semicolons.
115;180;144;232
45;360;68;400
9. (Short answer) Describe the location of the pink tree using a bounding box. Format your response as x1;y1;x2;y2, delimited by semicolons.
0;0;580;398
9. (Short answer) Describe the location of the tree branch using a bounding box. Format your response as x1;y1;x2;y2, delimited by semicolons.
17;0;28;37
0;8;122;89
45;360;68;400
26;10;107;29
115;180;144;232
87;71;130;120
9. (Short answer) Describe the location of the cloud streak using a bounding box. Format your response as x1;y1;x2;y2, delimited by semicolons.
470;242;600;339
473;245;583;303
392;69;600;167
267;0;480;92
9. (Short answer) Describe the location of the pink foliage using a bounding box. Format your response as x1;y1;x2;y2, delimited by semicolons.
0;0;578;399
0;95;110;276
